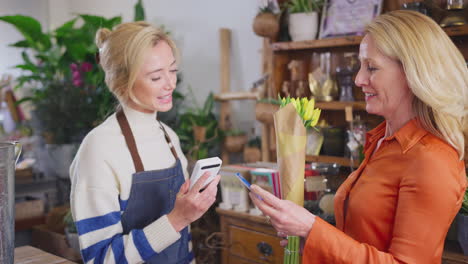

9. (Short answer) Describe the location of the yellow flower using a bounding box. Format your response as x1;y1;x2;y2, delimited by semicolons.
308;98;315;110
301;97;308;108
309;109;321;127
303;102;314;121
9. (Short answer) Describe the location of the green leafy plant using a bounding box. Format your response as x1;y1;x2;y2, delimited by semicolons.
461;182;468;215
286;0;324;13
175;89;221;160
0;1;146;144
258;0;277;14
248;136;261;148
63;209;77;233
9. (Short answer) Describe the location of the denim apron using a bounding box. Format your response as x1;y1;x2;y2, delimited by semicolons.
116;109;191;264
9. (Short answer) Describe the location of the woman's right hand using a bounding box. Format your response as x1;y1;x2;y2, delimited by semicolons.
167;172;220;232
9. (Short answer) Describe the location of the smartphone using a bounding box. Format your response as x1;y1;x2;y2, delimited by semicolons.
189;157;222;189
235;173;251;190
235;173;263;200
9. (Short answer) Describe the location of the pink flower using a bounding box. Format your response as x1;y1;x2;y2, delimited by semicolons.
70;63;79;71
80;62;93;72
73;79;83;87
72;71;81;79
72;68;83;87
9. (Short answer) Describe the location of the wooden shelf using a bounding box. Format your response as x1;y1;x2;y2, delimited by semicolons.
15;215;46;232
255;101;367;125
306;155;360;168
271;25;468;52
444;25;468;37
316;101;366;111
214;91;259;101
272;36;363;51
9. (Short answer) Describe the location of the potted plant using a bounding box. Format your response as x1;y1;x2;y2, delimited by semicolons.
0;1;146;178
243;137;262;163
253;0;280;40
286;0;324;41
224;129;248;153
458;178;468;255
255;97;280;124
175;91;221;163
63;209;80;256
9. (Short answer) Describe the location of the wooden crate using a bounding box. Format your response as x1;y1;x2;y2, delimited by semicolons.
15;197;44;220
31;224;82;262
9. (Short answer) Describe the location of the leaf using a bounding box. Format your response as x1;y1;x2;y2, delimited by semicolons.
65;42;89;61
202;93;214;116
80;14;106;33
54;18;77;38
134;0;146;21
21;51;34;66
15;97;34;105
10;40;30;48
15;64;38;73
0;15;49;51
104;16;122;29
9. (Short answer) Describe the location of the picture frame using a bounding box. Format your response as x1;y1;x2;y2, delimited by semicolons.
318;0;383;39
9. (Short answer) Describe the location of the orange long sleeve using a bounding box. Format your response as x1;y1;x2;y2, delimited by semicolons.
303;120;466;264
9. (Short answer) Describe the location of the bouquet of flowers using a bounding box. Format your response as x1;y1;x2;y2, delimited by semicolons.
274;96;320;264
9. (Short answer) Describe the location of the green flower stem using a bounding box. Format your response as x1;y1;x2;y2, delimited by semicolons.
284;236;300;264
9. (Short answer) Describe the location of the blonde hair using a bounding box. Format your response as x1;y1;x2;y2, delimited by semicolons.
366;10;468;160
95;21;178;109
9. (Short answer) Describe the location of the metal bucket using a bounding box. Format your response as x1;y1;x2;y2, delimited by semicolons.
0;142;21;264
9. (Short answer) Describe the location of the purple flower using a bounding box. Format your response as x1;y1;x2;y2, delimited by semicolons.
72;71;81;79
70;63;79;71
73;79;83;87
80;62;93;72
72;69;83;87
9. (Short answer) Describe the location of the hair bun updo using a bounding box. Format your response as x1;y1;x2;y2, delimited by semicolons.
95;28;112;49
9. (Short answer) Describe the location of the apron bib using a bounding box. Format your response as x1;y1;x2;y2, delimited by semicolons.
116;108;191;264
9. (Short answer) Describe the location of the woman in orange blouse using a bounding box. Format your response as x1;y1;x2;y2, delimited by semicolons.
250;10;467;264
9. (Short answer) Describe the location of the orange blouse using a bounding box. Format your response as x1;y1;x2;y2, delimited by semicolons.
303;119;466;264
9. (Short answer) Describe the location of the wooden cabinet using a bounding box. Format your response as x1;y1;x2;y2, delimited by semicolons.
217;208;468;263
217;208;284;264
443;241;468;264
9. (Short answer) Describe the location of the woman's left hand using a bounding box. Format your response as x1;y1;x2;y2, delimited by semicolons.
249;184;316;239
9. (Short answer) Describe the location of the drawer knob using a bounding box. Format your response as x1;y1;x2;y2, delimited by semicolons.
257;241;273;256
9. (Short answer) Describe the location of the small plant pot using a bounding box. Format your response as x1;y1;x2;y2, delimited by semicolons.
253;12;279;39
224;135;248;153
244;146;262;163
64;227;80;255
255;102;279;124
320;127;345;157
289;12;319;41
457;213;468;255
193;126;207;143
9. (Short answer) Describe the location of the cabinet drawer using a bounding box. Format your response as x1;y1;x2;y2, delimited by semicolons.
229;225;284;264
228;254;257;264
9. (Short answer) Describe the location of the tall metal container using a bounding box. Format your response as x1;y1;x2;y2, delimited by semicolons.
0;142;20;264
